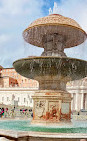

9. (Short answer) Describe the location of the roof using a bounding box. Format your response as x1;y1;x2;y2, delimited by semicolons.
0;65;3;69
0;67;14;70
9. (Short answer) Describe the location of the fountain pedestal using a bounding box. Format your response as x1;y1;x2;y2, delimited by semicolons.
32;90;71;125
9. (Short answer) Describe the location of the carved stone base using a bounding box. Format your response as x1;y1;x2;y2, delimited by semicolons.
32;90;72;125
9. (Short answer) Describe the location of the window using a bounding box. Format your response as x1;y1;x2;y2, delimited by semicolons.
24;98;26;103
2;97;4;101
7;97;9;101
18;97;20;102
30;98;32;103
28;95;30;100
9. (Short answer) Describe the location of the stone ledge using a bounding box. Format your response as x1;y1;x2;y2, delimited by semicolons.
0;129;87;139
0;88;38;91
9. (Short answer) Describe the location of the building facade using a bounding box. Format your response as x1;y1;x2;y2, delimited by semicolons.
0;68;39;88
67;78;87;112
0;67;39;107
0;88;36;107
0;66;87;111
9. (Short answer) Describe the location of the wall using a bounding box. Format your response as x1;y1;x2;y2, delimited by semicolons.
0;88;36;107
0;68;39;88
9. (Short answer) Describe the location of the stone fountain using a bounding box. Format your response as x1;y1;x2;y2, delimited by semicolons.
13;14;87;125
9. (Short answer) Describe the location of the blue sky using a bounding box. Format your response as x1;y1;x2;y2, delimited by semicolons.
0;0;87;68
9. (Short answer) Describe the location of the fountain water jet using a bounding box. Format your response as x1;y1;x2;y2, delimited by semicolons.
13;14;87;125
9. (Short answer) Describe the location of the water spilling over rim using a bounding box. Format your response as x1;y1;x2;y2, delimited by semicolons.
13;56;87;82
23;14;87;48
23;24;87;48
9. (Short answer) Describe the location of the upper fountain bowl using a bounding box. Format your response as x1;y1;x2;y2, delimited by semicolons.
23;14;87;48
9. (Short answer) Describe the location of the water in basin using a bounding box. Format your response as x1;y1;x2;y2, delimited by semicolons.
0;119;87;133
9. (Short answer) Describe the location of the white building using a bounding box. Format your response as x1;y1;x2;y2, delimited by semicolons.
0;75;87;112
67;77;87;111
0;87;38;108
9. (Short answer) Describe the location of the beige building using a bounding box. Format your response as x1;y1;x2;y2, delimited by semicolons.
0;68;39;88
0;67;38;108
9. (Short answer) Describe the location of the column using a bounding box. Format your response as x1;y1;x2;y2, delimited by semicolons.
71;93;73;111
81;93;84;109
85;94;87;110
75;93;78;111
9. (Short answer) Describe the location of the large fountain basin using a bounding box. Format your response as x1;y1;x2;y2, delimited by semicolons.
13;57;87;82
0;119;87;133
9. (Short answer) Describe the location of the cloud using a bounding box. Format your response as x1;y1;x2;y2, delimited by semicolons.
0;34;11;45
0;0;44;67
49;0;87;31
0;0;44;16
49;0;87;60
1;0;87;68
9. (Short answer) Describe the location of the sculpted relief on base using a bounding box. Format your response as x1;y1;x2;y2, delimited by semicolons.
32;90;71;124
34;100;46;119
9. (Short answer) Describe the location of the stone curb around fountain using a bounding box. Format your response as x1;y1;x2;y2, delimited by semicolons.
0;129;87;139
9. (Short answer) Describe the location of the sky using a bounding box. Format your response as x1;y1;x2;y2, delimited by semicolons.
0;0;87;68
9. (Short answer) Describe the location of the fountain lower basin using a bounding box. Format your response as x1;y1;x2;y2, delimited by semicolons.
0;119;87;141
13;56;87;82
